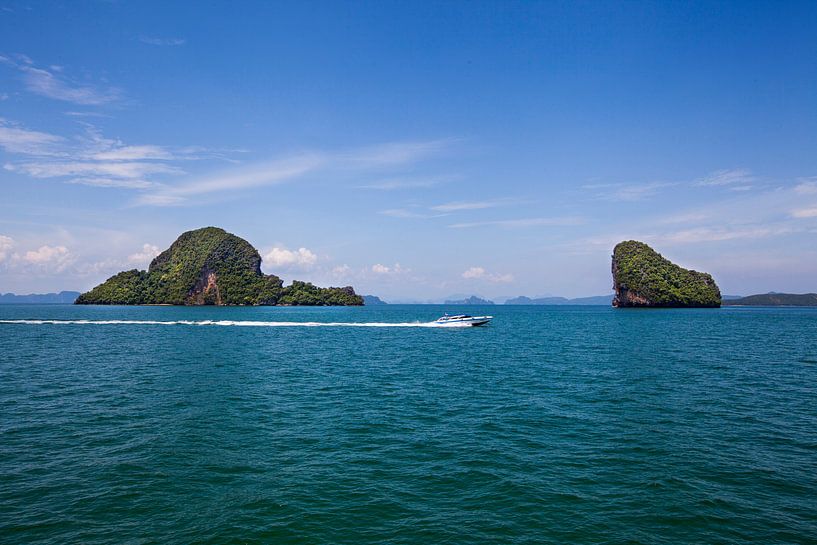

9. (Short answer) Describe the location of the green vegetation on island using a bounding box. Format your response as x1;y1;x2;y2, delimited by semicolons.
611;241;721;308
723;293;817;306
76;227;363;306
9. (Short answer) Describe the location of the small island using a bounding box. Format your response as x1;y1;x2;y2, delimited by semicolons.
723;293;817;306
76;227;363;306
611;241;721;308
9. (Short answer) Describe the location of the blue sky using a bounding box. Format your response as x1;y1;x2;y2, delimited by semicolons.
1;1;816;300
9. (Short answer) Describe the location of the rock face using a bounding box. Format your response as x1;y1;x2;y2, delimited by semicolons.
76;227;363;306
611;241;721;308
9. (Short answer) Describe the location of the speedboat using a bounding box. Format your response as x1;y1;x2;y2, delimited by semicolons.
434;314;493;326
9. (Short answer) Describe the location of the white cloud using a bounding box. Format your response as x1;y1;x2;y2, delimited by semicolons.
0;235;14;263
20;245;74;272
461;266;514;283
371;263;406;275
264;247;318;269
461;266;485;279
127;244;161;265
372;263;391;274
695;168;754;187
791;207;817;218
140;36;186;46
332;264;351;276
449;217;584;229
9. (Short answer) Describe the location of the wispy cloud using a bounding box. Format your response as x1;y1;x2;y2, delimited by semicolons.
0;118;250;191
139;36;186;46
67;177;156;189
794;178;817;195
7;160;182;180
449;217;585;229
660;225;793;244
430;198;518;212
0;54;121;105
357;177;446;190
2;115;454;206
791;207;817;218
0;118;64;155
20;66;121;105
343;139;455;167
134;154;324;206
378;208;435;219
134;139;452;206
584;181;674;202
695;168;755;188
0;234;13;263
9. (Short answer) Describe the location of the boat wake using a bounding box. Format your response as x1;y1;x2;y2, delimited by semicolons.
0;319;475;328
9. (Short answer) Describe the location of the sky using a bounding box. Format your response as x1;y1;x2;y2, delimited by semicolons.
1;1;816;301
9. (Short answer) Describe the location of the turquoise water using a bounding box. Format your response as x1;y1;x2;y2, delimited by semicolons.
1;304;816;544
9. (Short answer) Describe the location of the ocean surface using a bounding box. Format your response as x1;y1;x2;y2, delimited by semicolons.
1;304;816;544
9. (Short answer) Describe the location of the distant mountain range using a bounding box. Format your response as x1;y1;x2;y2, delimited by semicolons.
362;295;387;305
505;295;613;305
444;296;495;305
0;291;81;304
723;293;817;306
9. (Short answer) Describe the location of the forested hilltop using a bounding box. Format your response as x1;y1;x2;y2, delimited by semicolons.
76;227;363;306
612;241;721;308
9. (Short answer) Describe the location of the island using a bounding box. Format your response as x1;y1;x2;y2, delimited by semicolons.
0;291;81;304
362;295;388;305
723;293;817;306
444;295;495;305
611;240;721;308
76;227;363;306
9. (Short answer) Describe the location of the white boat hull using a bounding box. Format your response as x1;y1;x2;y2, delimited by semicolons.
434;315;493;327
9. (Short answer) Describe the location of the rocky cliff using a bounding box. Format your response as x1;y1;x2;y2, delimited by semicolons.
76;227;363;306
611;241;721;308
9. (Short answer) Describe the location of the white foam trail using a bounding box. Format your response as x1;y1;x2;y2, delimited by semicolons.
0;319;473;328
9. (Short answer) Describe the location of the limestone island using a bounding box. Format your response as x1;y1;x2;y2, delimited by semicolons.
611;240;721;308
76;227;363;306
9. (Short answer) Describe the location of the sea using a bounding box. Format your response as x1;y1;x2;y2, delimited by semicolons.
1;304;816;544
